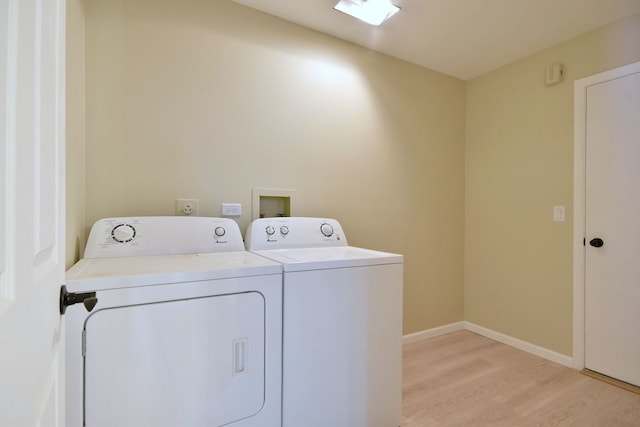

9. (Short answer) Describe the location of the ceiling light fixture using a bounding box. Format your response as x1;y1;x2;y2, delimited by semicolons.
334;0;400;26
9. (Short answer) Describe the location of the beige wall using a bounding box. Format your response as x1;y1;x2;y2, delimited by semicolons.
83;0;466;334
65;0;86;268
78;0;640;350
465;13;640;355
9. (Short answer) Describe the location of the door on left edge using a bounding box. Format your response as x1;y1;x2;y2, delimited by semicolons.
0;0;66;426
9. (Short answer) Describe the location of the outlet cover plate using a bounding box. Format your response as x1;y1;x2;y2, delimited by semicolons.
221;203;242;216
176;199;199;216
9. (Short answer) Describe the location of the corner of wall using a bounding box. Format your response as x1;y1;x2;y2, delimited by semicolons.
65;0;87;268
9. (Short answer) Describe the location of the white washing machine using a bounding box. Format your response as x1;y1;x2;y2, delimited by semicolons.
245;217;403;427
63;217;282;427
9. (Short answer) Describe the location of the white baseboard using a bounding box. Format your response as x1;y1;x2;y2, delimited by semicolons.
403;321;574;368
402;321;465;345
464;322;574;367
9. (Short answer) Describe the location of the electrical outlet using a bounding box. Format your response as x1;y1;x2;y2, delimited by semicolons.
176;199;199;216
221;203;242;216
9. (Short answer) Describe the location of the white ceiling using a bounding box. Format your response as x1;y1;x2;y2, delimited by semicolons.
231;0;640;80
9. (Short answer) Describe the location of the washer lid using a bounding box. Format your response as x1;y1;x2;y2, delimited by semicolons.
65;251;282;292
251;246;403;272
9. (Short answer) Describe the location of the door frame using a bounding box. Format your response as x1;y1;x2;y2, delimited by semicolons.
572;60;640;370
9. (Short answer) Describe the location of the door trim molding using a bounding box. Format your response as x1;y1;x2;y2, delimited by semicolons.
573;60;640;370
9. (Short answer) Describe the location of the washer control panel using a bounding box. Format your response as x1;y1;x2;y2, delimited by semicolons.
84;216;245;259
244;217;348;251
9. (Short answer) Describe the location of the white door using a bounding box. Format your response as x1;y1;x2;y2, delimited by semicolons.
0;0;66;425
584;68;640;387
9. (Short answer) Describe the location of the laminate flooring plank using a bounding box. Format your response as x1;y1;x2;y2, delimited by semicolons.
402;330;640;427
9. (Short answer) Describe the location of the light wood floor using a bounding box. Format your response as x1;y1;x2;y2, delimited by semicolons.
403;330;640;426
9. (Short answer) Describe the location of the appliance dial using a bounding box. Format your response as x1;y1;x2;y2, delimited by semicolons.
214;226;226;237
266;225;276;236
111;224;136;243
280;226;289;236
320;223;334;237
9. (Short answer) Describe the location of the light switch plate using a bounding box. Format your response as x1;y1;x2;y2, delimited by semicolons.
553;205;565;222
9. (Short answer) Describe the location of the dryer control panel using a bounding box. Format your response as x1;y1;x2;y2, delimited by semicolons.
244;217;348;251
84;216;245;258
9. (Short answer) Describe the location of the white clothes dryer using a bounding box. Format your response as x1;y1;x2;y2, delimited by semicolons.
245;217;403;427
63;217;282;427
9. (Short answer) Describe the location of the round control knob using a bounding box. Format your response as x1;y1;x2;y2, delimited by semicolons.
280;226;289;236
320;223;334;237
214;226;226;237
111;224;136;243
265;225;276;236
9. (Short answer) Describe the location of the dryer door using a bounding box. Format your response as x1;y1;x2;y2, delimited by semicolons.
83;292;265;427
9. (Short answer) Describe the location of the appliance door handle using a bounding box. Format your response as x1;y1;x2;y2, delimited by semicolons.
59;285;98;314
